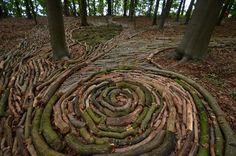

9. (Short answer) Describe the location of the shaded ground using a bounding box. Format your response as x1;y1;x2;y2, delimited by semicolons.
0;16;236;133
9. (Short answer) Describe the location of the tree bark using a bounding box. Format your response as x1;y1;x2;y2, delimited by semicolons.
175;0;223;60
147;0;154;17
80;0;88;26
175;0;183;22
152;0;160;25
123;0;127;16
72;0;77;16
25;0;32;19
129;0;135;18
64;0;70;16
158;0;173;29
217;0;230;26
15;0;22;17
29;0;37;24
180;0;186;15
107;0;112;15
184;0;195;24
46;0;70;59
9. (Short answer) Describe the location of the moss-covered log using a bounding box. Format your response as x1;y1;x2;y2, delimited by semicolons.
0;88;10;117
40;94;64;151
31;108;65;156
65;133;113;155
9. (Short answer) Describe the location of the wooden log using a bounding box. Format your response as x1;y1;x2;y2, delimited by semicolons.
41;94;64;151
0;88;10;117
141;104;158;131
31;108;65;156
65;133;113;155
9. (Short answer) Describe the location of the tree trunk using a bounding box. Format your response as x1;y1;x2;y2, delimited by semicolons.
158;0;173;29
217;0;230;26
175;0;183;22
129;0;135;18
152;0;160;25
80;0;88;26
29;0;37;24
123;0;127;16
45;0;70;59
184;0;195;24
64;0;70;16
147;0;154;17
72;0;77;16
180;0;185;15
15;0;22;17
25;0;32;19
175;0;223;60
107;0;112;15
93;0;96;16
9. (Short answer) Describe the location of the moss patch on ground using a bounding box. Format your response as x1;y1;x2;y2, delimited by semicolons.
72;24;122;46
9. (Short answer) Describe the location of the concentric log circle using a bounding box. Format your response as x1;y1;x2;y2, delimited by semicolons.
34;66;232;156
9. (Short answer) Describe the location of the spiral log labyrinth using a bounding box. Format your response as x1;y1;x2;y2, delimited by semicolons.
5;65;231;156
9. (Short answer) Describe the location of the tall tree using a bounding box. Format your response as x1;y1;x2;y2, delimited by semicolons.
25;0;33;19
72;0;77;16
92;0;96;15
217;0;231;25
107;0;112;15
175;0;223;60
152;0;160;25
123;0;128;16
158;0;173;29
147;0;154;16
64;0;70;16
176;0;183;21
129;0;135;17
184;0;195;24
80;0;88;26
46;0;69;59
29;0;37;24
180;0;185;15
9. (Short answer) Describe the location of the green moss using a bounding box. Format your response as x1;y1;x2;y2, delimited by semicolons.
72;24;122;46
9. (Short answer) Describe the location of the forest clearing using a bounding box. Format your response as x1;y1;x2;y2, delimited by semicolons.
0;0;236;155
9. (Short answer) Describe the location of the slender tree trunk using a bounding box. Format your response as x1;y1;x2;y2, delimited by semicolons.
93;0;96;15
25;0;33;19
175;0;223;60
107;0;112;15
29;0;37;24
152;0;160;25
180;0;185;15
15;0;22;17
184;0;195;24
217;0;230;25
0;0;8;17
123;0;127;16
176;0;183;22
80;0;88;26
129;0;135;18
158;0;173;29
147;0;154;17
72;0;77;16
45;0;69;59
64;0;70;16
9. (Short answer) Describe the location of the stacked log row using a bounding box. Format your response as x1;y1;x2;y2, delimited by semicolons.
2;66;232;156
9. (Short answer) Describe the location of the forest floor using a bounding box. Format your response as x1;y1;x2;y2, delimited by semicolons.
0;16;236;132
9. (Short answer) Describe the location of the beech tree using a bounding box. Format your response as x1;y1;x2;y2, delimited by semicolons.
158;0;173;29
129;0;135;17
176;0;183;22
217;0;231;25
152;0;160;25
80;0;88;26
107;0;112;15
46;0;69;59
175;0;223;60
123;0;128;16
184;0;195;24
64;0;70;16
